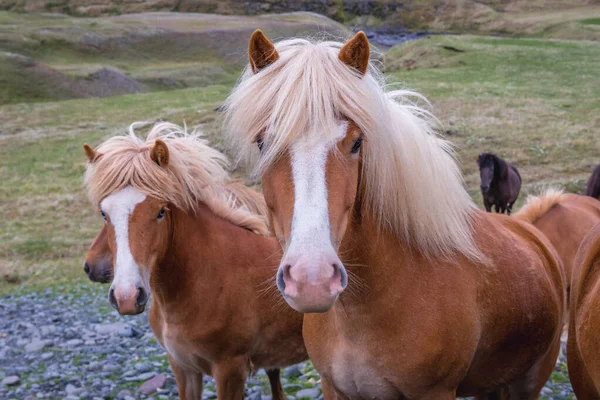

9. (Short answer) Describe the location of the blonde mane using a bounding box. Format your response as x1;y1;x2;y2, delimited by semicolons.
224;37;481;260
514;188;566;224
84;122;269;236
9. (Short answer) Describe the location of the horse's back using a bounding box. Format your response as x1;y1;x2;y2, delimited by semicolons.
587;165;600;200
533;194;600;283
507;163;521;203
457;212;565;396
568;222;600;397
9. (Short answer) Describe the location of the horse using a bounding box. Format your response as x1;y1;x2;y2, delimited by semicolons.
587;164;600;200
83;122;307;400
477;153;521;214
223;30;565;399
83;225;113;283
567;222;600;398
515;189;600;302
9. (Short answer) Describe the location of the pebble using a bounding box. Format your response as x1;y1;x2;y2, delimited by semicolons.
2;376;20;386
0;284;573;399
295;388;320;399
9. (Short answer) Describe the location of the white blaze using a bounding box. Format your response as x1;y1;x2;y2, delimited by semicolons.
285;122;347;277
101;186;147;292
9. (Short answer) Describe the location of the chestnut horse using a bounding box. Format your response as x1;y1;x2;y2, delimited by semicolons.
83;225;113;283
477;153;521;215
588;164;600;200
83;122;307;400
223;31;565;399
567;222;600;398
515;189;600;299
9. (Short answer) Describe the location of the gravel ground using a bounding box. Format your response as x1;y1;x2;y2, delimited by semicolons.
0;284;574;399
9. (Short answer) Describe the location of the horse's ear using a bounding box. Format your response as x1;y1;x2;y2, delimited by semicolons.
248;29;279;73
83;144;102;163
339;31;370;75
150;139;169;167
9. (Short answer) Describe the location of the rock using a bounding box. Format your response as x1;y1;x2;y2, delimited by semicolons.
283;384;304;391
25;339;46;352
117;327;134;337
295;388;320;399
94;322;127;334
203;389;217;399
41;352;54;360
541;387;553;396
139;375;167;394
65;384;79;395
65;339;83;347
135;362;152;372
247;392;261;400
2;376;20;386
284;365;302;379
125;372;155;382
117;389;132;398
64;396;79;400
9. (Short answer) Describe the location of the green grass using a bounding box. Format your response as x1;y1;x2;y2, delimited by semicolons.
1;32;599;293
386;35;599;208
580;18;600;25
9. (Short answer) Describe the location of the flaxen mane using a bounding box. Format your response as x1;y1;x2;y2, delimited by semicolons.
224;37;481;261
514;188;566;224
84;122;269;236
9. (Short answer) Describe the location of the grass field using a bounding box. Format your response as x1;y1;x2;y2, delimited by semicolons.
0;14;598;295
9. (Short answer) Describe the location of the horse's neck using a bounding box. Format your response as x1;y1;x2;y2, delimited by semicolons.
493;158;508;180
150;203;274;314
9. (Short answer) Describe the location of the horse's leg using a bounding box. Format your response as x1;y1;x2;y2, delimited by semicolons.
266;369;285;400
321;377;345;399
494;204;500;213
168;355;203;400
507;201;515;216
484;199;492;213
500;331;562;400
567;321;600;398
214;357;247;400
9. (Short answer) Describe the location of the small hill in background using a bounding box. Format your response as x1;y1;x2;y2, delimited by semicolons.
0;11;349;104
3;0;600;40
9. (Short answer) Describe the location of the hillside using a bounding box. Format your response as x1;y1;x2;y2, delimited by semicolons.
3;0;600;39
0;11;349;104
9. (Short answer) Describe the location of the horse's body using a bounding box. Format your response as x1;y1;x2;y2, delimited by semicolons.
515;190;600;290
477;153;521;214
588;164;600;200
83;123;307;400
567;222;600;398
224;31;565;399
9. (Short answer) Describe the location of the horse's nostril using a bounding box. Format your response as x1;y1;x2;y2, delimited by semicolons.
108;288;118;310
136;287;148;307
83;263;90;275
333;263;348;289
277;265;291;292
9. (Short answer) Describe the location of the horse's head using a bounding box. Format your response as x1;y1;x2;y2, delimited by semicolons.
83;224;113;283
477;153;495;193
85;141;172;315
235;31;373;312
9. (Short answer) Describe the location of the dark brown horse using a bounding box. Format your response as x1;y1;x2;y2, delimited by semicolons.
477;153;522;214
587;164;600;200
83;122;307;400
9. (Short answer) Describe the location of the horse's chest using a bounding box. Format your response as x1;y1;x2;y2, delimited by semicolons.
160;323;211;374
326;338;401;399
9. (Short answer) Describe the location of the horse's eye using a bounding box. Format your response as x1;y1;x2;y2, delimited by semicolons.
351;138;363;154
100;211;107;221
256;138;264;152
157;208;165;220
